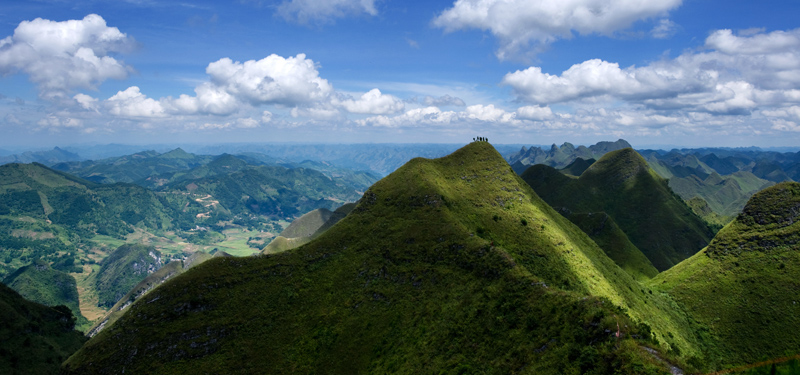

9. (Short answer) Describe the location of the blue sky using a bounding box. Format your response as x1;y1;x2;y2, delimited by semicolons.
2;0;800;148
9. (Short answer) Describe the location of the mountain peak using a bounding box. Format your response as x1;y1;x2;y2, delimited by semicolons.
581;148;649;185
159;148;193;159
740;181;800;227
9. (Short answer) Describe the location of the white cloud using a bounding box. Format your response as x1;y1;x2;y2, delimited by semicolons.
357;106;459;128
433;0;682;59
74;93;99;111
205;54;333;106
650;19;677;39
464;104;517;123
261;110;273;123
0;14;133;99
277;0;378;24
503;28;800;119
335;88;404;114
517;105;554;120
106;87;166;117
37;114;83;128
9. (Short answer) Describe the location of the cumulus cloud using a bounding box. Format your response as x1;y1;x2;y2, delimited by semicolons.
106;87;166;117
278;0;378;24
74;93;99;112
0;14;134;99
503;28;800;118
205;54;333;106
433;0;682;59
335;89;404;114
37;114;83;128
358;104;524;128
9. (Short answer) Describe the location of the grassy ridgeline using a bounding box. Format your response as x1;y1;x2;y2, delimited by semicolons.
65;142;697;374
653;182;800;368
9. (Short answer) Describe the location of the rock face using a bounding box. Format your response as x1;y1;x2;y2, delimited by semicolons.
94;244;164;308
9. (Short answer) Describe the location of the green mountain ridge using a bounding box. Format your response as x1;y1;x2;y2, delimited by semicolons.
522;148;715;271
64;142;698;374
653;182;800;367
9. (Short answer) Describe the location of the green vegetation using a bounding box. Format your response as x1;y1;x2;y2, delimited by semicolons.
93;244;164;308
65;142;691;374
2;260;88;330
0;283;86;374
521;148;715;271
563;212;659;281
653;182;800;368
560;157;596;177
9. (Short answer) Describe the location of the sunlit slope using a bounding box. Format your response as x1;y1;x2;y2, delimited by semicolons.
653;182;800;370
522;148;714;271
65;142;700;374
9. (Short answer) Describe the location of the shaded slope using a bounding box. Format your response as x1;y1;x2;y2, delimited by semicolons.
0;283;86;374
2;260;88;330
560;157;595;176
522;148;714;271
65;142;699;374
653;182;800;369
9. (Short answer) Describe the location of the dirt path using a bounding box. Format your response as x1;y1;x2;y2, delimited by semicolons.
704;353;800;375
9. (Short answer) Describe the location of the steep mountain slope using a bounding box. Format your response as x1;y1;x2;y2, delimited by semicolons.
561;211;659;281
279;208;334;238
2;260;88;330
262;203;356;255
560;157;595;177
522;148;715;271
653;182;800;369
65;142;699;374
92;244;164;308
0;283;86;375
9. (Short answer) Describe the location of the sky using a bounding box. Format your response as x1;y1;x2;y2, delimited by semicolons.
1;0;800;149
